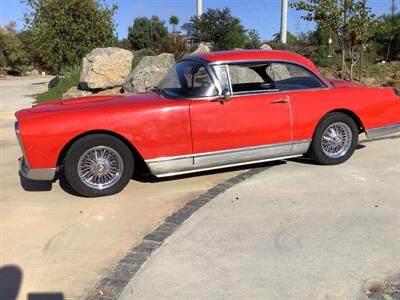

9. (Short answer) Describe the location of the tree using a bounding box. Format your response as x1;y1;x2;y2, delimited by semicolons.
245;29;261;49
375;13;400;61
2;36;30;72
182;7;247;50
290;0;377;81
128;16;168;50
23;0;117;72
0;21;30;71
4;20;17;35
169;15;179;33
155;35;188;60
272;31;298;44
117;38;132;50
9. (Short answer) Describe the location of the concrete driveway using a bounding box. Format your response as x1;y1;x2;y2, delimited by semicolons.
0;77;243;300
119;136;400;300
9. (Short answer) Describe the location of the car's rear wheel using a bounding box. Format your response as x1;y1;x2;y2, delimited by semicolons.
308;112;359;165
64;134;134;197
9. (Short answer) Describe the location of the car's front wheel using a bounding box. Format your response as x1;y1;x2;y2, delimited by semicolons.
308;112;359;165
64;134;134;197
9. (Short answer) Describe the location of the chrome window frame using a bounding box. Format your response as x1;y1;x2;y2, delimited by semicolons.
214;60;330;97
212;64;234;97
176;56;332;100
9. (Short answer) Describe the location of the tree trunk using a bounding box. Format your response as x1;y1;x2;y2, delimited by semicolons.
359;0;367;82
359;44;364;82
342;0;348;80
341;48;346;79
350;47;354;82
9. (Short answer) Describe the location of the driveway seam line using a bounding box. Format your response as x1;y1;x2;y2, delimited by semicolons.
85;165;271;300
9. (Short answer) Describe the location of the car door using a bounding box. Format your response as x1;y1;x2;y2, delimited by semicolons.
190;63;293;169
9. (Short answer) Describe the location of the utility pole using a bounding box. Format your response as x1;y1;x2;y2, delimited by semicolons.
197;0;203;18
280;0;288;44
391;0;397;16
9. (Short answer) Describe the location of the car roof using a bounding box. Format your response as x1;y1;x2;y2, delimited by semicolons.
188;50;319;73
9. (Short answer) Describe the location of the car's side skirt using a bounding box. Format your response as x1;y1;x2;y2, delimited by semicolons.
365;122;400;139
145;139;311;178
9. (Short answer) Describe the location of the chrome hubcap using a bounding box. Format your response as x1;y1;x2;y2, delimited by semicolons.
78;146;123;190
321;122;352;158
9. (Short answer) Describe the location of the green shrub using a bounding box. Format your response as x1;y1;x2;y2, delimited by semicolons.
36;66;81;103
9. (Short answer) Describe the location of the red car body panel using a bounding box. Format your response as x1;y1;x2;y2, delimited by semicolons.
190;93;292;154
16;93;193;168
15;50;400;174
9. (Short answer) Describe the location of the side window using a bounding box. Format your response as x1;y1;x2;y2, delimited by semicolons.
266;63;325;91
228;64;275;95
158;61;217;98
229;65;263;84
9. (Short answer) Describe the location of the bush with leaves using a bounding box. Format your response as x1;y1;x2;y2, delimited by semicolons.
182;7;247;50
23;0;117;73
3;36;30;72
128;16;168;51
245;29;261;49
154;35;188;60
0;21;30;72
290;0;378;81
374;13;400;61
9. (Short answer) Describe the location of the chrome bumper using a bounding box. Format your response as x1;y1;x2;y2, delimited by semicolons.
365;122;400;139
19;157;56;181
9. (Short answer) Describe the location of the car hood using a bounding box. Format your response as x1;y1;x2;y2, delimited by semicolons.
16;92;165;121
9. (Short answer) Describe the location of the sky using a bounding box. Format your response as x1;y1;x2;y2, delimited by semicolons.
0;0;398;41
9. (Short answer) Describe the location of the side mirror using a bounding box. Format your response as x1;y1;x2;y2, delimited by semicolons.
220;88;232;102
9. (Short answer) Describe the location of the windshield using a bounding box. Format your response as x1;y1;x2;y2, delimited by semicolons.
157;61;218;98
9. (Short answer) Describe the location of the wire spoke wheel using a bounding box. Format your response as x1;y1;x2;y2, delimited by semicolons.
321;122;353;159
78;146;124;190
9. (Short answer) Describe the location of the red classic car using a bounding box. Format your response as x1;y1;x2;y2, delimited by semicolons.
15;50;400;197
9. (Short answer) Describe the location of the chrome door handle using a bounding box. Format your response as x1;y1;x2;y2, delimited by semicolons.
271;96;289;104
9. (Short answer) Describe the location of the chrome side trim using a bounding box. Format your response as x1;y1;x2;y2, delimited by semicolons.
365;123;400;139
146;139;311;177
19;157;56;181
194;141;293;168
146;156;194;176
155;154;303;178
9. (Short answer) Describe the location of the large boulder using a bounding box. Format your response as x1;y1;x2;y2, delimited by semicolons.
229;65;264;84
123;53;175;93
260;44;272;50
80;47;133;90
192;44;211;54
62;87;93;100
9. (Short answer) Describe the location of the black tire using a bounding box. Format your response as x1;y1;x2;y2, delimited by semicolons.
308;112;359;165
64;134;134;197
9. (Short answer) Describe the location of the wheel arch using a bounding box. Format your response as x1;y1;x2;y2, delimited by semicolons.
323;109;365;134
57;130;149;174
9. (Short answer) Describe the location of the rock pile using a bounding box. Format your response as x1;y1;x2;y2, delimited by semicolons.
62;48;177;99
